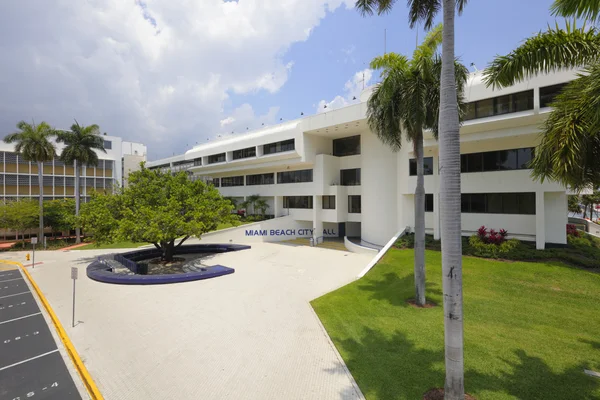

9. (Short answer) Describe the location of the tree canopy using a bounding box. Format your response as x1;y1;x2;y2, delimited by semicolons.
0;200;39;240
80;165;237;261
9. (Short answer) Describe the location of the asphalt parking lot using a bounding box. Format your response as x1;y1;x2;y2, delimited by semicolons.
0;266;82;400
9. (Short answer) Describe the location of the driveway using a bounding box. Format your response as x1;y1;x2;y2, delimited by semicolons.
0;242;372;400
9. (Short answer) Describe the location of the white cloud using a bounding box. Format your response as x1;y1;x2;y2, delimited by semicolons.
316;68;373;113
0;0;354;159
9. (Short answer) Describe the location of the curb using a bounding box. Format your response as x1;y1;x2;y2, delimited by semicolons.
0;259;103;400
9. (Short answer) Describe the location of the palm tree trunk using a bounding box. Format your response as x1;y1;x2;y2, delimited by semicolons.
440;1;465;398
75;160;81;244
414;132;426;306
38;161;44;242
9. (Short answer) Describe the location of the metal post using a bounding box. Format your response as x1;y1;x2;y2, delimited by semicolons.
32;243;35;269
72;278;76;328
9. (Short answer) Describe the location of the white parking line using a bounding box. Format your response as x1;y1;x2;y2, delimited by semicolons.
0;349;59;372
0;291;29;300
0;312;41;325
0;277;24;283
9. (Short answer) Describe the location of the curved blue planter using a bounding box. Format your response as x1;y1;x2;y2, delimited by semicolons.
87;243;250;285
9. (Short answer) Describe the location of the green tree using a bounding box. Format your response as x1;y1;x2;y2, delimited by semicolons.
568;195;582;216
56;121;106;243
255;198;270;218
483;20;600;190
551;0;600;22
81;165;236;261
0;199;39;243
44;198;76;237
243;194;261;216
3;121;57;240
581;191;600;219
356;0;469;397
367;24;468;307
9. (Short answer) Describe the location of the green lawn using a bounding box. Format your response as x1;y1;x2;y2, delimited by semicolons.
311;249;600;400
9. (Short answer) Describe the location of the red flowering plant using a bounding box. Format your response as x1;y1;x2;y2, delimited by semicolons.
566;224;581;238
476;226;508;245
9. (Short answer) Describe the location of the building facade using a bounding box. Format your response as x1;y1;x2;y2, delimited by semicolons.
148;70;578;250
0;135;146;203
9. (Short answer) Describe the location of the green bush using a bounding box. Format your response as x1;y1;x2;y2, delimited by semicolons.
468;235;520;258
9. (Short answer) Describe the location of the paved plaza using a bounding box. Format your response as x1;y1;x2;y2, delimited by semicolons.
0;241;372;400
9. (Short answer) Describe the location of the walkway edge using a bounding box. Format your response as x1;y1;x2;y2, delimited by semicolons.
0;260;103;400
356;227;409;279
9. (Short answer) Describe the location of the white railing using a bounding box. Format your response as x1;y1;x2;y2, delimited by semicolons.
356;227;409;279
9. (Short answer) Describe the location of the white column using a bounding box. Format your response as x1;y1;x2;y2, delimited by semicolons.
274;196;281;218
313;195;323;241
536;191;545;250
433;192;441;240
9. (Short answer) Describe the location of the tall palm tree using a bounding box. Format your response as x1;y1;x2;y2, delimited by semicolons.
551;0;600;22
483;21;600;190
356;0;469;398
4;121;57;241
367;24;468;307
56;121;106;243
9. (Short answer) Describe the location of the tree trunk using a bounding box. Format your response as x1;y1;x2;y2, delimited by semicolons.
161;240;175;262
440;1;465;398
414;131;426;306
38;161;44;242
75;160;81;244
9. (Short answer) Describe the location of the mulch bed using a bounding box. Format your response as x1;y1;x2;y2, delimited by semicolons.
423;388;476;400
407;299;437;308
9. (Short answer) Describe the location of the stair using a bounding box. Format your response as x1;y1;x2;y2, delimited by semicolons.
283;238;348;251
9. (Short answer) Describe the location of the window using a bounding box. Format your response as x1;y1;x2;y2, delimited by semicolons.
221;176;244;187
348;195;361;213
340;168;361;186
461;193;536;215
333;135;361;156
283;196;313;209
208;153;226;164
193;158;202;166
464;90;534;121
425;194;434;212
211;178;220;187
263;139;295;155
461;148;534;173
103;140;112;150
277;169;313;184
233;147;256;160
409;157;434;176
540;82;570;108
246;173;274;185
322;196;335;210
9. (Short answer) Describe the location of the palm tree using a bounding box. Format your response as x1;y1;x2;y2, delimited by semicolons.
255;199;270;218
482;21;600;190
356;0;469;398
551;0;600;22
367;24;468;307
56;121;106;243
4;121;57;241
245;194;261;216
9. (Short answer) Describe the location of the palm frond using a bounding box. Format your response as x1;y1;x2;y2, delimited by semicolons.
551;0;600;23
483;24;600;89
412;23;443;62
407;0;440;29
355;0;397;16
370;53;409;77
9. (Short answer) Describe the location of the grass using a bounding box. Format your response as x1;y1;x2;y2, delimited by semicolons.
311;249;600;400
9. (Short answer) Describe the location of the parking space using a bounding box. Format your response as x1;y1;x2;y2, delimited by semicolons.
0;265;82;400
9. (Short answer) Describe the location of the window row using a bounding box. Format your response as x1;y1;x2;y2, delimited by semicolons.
409;157;434;176
283;196;313;209
0;175;114;188
221;176;244;187
340;168;361;186
277;169;313;184
233;147;256;160
333;135;361;157
464;90;534;121
461;147;534;173
461;192;536;215
208;153;226;164
264;139;295;155
0;153;114;170
281;195;361;213
246;173;274;186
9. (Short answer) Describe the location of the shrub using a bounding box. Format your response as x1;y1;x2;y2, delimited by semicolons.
476;225;509;244
469;235;520;258
566;224;581;238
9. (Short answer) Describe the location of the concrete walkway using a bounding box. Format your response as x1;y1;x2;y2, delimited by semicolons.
0;242;371;400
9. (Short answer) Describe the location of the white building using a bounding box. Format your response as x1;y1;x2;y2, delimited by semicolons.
0;134;146;202
148;70;579;250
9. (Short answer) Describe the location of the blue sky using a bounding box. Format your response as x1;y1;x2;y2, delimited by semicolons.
226;0;559;126
0;0;568;159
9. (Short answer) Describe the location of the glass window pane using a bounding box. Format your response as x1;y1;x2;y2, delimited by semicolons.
466;153;483;172
518;193;536;214
487;193;503;213
333;135;361;156
497;150;518;170
464;103;476;121
470;194;486;213
502;193;519;214
483;151;499;172
425;194;434;212
476;98;494;118
513;90;534;112
495;95;512;115
423;157;434;175
517;148;534;169
461;194;470;212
